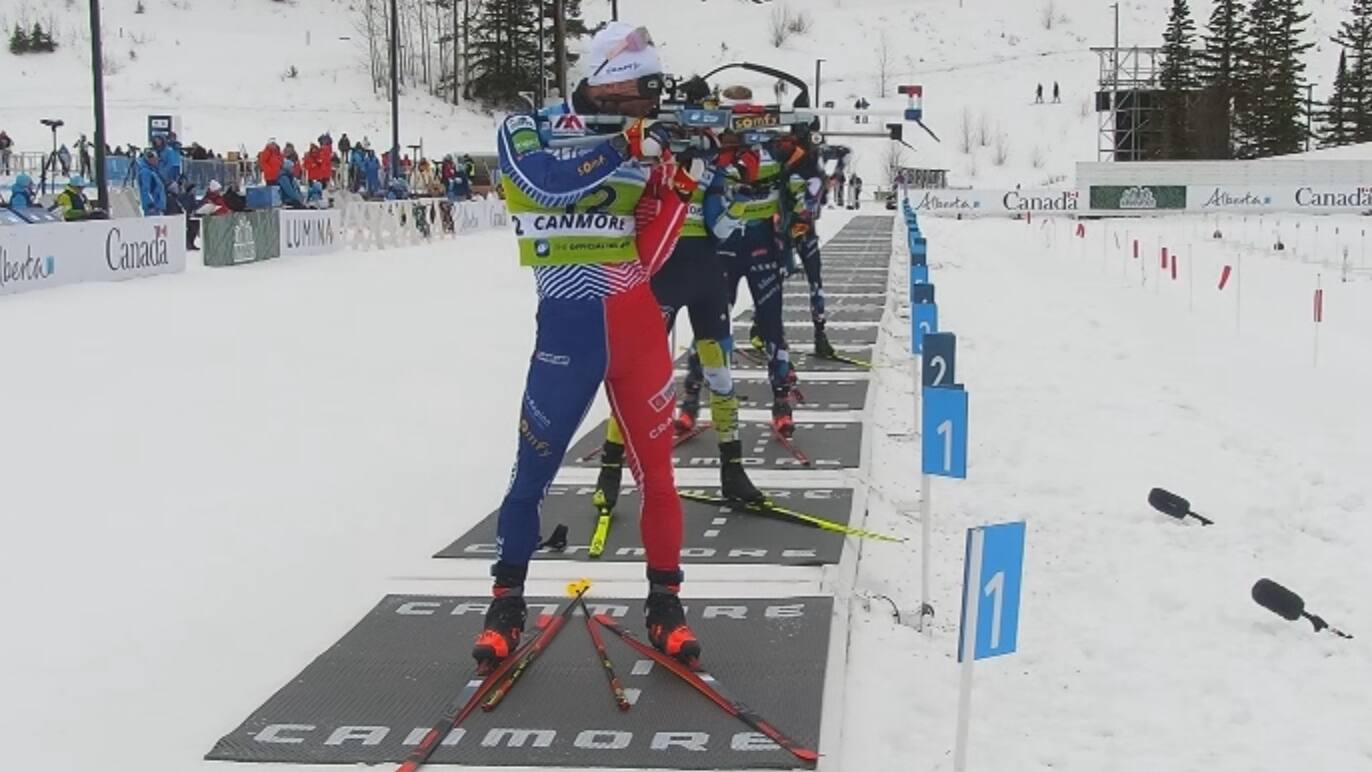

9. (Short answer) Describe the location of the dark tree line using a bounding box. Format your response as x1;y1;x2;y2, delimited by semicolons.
1153;0;1371;159
354;0;588;111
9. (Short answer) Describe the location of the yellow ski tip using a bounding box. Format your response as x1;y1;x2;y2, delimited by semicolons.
566;578;592;597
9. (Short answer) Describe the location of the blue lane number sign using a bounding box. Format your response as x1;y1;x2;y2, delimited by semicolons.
912;302;938;354
911;263;930;285
921;385;967;478
921;332;957;388
910;283;935;305
958;521;1026;662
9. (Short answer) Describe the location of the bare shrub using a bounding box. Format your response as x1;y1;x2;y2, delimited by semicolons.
993;129;1010;166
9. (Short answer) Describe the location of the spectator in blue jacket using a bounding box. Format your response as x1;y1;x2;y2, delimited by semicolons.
363;151;382;197
8;174;36;210
137;150;167;215
307;180;324;206
153;135;183;187
278;158;305;208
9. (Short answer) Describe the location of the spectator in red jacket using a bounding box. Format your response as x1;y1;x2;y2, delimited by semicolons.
195;180;231;215
304;143;329;186
258;141;284;185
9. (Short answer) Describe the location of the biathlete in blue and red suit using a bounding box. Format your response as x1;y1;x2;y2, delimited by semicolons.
474;22;705;671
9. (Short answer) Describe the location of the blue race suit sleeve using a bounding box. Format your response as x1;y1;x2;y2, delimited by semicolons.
496;114;627;209
702;166;726;233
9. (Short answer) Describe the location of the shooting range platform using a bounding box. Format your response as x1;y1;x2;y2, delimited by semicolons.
436;485;857;566
563;419;863;470
206;595;832;769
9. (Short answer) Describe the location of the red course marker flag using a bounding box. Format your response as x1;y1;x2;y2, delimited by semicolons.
1133;239;1139;259
1161;246;1169;269
1314;288;1324;323
1218;265;1233;290
1075;223;1086;238
1170;254;1178;280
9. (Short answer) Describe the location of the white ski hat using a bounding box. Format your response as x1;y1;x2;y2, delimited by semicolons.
584;22;662;87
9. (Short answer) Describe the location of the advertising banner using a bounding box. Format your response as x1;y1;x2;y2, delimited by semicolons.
0;216;186;297
1188;185;1372;213
1088;185;1189;211
280;209;339;257
203;210;280;267
906;189;1081;217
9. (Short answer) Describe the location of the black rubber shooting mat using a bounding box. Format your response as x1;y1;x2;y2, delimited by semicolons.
772;305;884;323
436;485;856;565
564;419;863;469
732;377;869;410
731;323;878;346
723;347;875;373
206;595;833;768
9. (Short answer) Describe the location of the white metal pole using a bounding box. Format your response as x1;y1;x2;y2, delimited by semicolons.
1313;273;1322;368
920;472;933;633
953;527;985;772
1235;253;1242;335
1188;242;1194;312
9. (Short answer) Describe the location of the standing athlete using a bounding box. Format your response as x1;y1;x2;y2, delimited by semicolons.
477;22;703;670
594;143;766;512
777;132;835;358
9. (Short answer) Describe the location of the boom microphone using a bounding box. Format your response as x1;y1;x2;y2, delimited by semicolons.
1251;578;1353;638
1147;488;1214;526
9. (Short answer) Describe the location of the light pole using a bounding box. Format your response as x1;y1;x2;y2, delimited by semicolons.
814;57;825;108
88;0;108;211
389;0;400;181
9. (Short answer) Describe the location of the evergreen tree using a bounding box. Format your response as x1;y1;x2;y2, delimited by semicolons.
1159;0;1198;158
9;24;29;54
1330;0;1372;142
28;21;57;53
1235;0;1311;157
1196;0;1248;158
538;0;589;97
468;0;542;109
1321;49;1353;147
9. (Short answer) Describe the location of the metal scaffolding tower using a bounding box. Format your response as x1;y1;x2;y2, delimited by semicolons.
1093;46;1163;161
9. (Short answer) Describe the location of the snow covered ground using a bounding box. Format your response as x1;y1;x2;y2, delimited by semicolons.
4;204;1370;771
844;211;1372;771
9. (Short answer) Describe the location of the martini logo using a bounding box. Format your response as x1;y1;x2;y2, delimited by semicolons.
105;225;170;272
0;244;55;288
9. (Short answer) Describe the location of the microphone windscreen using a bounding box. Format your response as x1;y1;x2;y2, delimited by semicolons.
1252;578;1305;621
1148;488;1190;519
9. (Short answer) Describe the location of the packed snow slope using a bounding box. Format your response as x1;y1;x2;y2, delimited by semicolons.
0;0;1354;188
844;212;1372;771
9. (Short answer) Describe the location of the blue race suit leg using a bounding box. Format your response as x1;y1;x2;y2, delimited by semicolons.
497;297;608;566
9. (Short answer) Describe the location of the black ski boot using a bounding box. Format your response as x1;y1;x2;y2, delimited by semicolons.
813;323;837;360
593;441;625;511
472;564;528;673
771;395;795;438
645;570;701;664
719;440;765;504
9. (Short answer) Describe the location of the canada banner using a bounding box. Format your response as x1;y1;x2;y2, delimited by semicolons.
1;216;186;298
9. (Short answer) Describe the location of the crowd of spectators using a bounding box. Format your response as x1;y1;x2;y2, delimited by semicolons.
3;124;485;238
